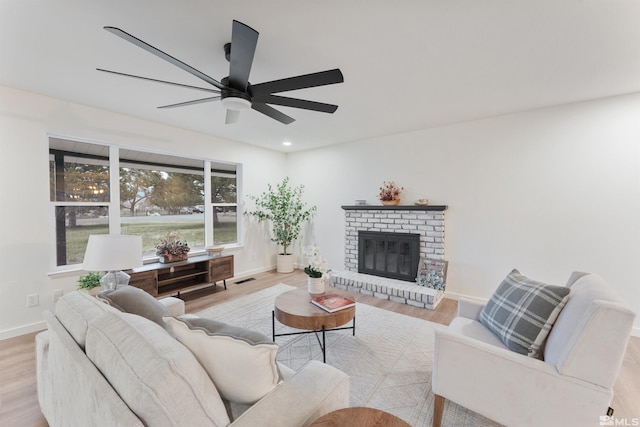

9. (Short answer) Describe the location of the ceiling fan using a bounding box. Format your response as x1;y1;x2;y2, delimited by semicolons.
98;20;344;125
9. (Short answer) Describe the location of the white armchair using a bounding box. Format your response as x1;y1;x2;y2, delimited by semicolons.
432;272;635;427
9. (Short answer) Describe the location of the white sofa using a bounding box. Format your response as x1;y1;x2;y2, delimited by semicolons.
432;272;635;427
36;290;350;427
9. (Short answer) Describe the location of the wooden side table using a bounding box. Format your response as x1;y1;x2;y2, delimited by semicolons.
272;288;356;363
310;407;411;427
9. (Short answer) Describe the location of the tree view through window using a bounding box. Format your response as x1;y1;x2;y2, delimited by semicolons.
49;138;239;268
211;171;237;245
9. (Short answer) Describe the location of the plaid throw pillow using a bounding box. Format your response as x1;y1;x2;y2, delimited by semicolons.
479;269;570;358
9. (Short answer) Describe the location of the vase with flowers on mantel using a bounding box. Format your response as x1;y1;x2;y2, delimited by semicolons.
378;180;403;206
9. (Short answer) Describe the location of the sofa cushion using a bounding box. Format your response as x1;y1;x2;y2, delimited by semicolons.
479;269;570;358
85;311;230;427
164;316;281;404
98;285;169;328
54;290;119;349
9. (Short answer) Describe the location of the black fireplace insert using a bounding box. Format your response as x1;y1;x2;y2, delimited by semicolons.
358;231;420;282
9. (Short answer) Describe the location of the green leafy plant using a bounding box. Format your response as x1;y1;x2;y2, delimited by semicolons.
77;271;102;290
245;177;316;255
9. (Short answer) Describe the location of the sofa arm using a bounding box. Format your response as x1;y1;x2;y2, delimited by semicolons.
432;327;612;427
229;360;349;427
457;297;485;320
35;330;51;419
159;296;185;316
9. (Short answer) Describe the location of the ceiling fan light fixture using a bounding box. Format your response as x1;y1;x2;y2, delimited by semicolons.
221;96;251;111
102;22;343;125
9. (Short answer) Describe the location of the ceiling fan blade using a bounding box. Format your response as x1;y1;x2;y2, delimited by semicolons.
251;102;295;125
253;94;338;113
157;96;221;109
228;20;258;91
104;26;225;90
225;109;240;124
250;69;344;97
97;68;220;93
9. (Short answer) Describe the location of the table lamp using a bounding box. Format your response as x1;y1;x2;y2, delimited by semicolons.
82;234;143;291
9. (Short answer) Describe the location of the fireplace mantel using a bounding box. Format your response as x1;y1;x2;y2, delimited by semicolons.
341;205;447;211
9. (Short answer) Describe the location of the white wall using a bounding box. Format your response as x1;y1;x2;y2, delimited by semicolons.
0;85;287;339
2;84;639;339
288;93;640;335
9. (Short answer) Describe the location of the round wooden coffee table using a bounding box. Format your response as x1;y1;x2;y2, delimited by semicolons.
310;407;411;427
272;287;356;363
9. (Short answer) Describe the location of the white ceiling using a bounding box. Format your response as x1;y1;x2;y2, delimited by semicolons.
2;0;640;153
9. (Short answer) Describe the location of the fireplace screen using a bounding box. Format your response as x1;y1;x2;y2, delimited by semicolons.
358;231;420;282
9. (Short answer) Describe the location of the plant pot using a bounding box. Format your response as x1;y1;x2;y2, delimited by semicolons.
307;277;325;295
381;199;400;206
159;254;188;263
277;253;294;273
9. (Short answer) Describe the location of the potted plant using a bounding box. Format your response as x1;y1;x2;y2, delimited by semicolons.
303;244;329;294
156;231;190;263
77;271;102;295
378;180;403;205
245;177;316;273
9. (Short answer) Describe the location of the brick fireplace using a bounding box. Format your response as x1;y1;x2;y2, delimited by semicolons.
343;205;446;270
330;204;448;309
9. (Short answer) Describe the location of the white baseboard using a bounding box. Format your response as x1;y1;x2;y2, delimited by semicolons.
230;266;276;282
0;321;46;341
444;290;488;305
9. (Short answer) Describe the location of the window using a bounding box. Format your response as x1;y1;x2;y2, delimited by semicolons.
119;150;205;257
211;168;238;245
49;140;110;266
49;138;241;268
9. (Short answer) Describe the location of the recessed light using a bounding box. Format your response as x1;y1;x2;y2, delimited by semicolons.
282;141;292;146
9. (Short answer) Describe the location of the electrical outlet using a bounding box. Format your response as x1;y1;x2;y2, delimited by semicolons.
27;294;39;307
53;289;63;303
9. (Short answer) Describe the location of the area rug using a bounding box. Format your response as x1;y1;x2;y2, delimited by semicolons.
197;284;501;427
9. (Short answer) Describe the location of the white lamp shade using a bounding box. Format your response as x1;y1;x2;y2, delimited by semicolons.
82;234;143;271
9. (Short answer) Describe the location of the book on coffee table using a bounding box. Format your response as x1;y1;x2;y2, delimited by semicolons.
310;294;356;313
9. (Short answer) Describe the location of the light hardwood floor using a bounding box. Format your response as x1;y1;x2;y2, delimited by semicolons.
1;269;638;426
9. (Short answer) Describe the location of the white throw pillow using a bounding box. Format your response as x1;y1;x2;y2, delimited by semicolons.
165;316;281;404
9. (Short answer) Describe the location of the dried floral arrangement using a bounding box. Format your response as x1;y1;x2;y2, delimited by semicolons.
156;231;191;256
378;181;403;201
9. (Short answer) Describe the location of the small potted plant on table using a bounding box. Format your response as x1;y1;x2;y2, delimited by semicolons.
303;245;330;294
156;231;190;263
77;271;102;295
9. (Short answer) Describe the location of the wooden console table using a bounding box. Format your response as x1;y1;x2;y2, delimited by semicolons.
126;253;233;298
